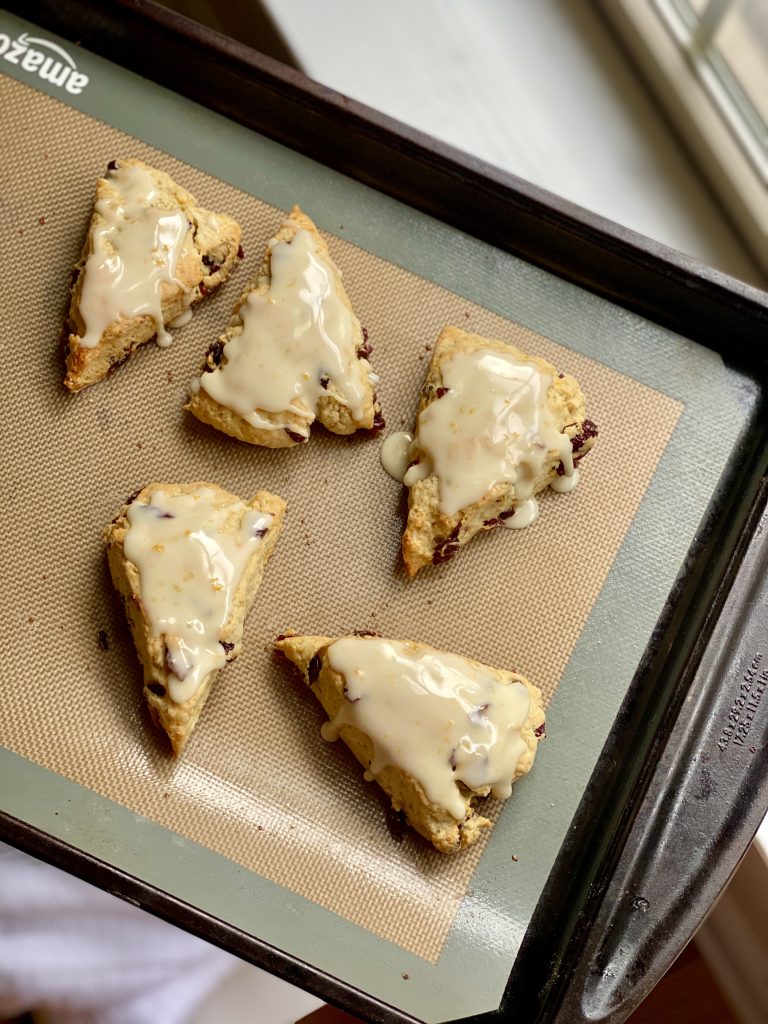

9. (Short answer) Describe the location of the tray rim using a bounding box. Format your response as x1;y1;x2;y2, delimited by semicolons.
2;3;768;1023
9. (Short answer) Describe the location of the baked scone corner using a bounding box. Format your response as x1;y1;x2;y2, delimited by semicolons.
277;632;545;854
185;205;383;448
65;157;242;392
105;482;285;754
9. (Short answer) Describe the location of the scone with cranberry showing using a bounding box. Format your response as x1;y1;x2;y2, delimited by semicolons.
105;482;285;754
65;158;242;391
186;206;382;447
381;326;597;575
276;632;545;854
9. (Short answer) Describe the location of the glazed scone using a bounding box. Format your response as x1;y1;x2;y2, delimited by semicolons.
65;158;242;392
105;482;285;754
185;206;383;448
383;326;598;576
276;633;545;854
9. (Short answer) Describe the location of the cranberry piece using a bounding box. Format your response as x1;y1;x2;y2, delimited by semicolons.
237;244;245;260
534;723;546;739
433;523;462;565
357;329;373;360
498;509;516;520
435;387;449;399
221;641;235;655
285;428;308;444
386;807;407;844
206;340;225;368
570;419;599;453
320;376;330;390
308;655;322;683
147;682;166;697
107;353;130;373
199;283;210;297
202;254;221;272
483;517;501;528
107;160;118;172
370;410;386;433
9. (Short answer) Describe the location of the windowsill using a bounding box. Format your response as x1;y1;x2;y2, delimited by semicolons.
262;0;765;289
600;0;768;278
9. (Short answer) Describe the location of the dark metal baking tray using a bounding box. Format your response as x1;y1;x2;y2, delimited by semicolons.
2;3;768;1023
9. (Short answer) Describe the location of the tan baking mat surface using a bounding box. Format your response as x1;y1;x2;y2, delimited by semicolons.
0;78;682;962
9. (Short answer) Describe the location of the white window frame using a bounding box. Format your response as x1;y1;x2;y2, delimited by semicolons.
599;0;768;276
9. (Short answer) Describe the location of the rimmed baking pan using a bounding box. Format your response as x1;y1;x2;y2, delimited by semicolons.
1;5;768;1024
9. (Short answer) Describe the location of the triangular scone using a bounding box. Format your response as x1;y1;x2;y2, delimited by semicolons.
65;158;242;392
396;326;598;575
185;206;383;448
105;482;285;754
276;633;545;854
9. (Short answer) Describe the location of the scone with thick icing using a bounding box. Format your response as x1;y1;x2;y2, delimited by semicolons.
65;158;242;392
276;633;545;854
105;482;285;754
185;206;383;447
383;326;597;576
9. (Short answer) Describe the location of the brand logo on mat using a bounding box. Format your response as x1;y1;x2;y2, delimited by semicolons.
0;31;89;94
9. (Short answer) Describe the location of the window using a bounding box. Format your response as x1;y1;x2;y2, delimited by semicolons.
601;0;768;276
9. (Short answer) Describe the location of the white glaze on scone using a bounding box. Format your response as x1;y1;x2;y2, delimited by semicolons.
415;347;576;516
200;226;368;432
105;482;285;754
185;207;382;447
77;163;190;350
380;431;415;482
398;326;598;575
324;637;532;820
65;158;242;392
276;633;545;854
124;486;273;703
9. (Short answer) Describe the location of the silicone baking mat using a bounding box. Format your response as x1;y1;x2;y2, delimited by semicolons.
0;14;751;1021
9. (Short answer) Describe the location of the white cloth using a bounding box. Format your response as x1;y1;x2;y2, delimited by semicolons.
0;842;238;1024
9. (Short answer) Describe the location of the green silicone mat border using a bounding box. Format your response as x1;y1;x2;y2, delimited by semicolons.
0;12;753;1021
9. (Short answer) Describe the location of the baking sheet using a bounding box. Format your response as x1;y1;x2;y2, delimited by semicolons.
0;13;752;1022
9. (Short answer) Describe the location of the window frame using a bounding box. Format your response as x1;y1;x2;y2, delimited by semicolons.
599;0;768;277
